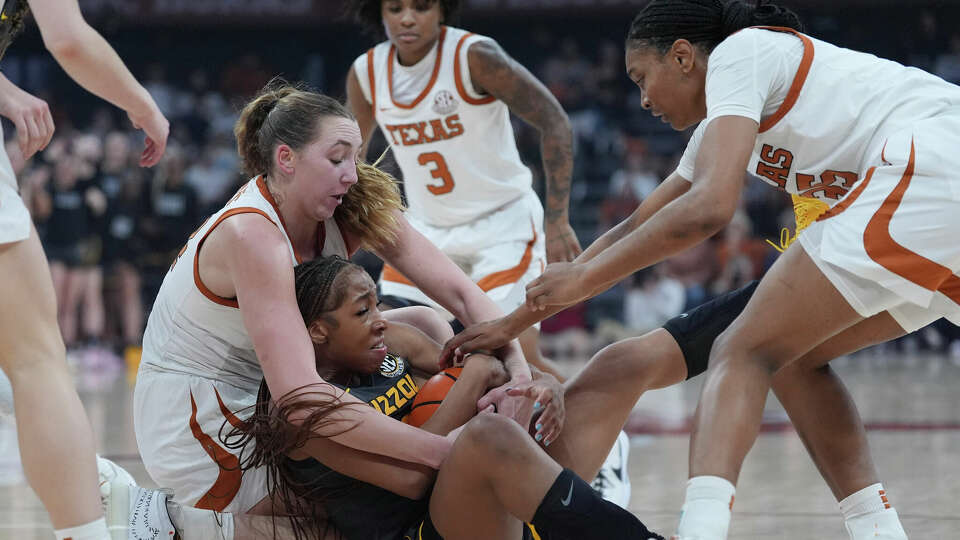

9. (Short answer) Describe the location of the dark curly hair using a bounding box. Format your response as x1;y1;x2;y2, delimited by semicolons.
345;0;461;36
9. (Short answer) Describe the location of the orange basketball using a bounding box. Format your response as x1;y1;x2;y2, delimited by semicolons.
405;367;462;427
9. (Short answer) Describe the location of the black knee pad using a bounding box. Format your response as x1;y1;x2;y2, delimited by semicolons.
662;281;759;379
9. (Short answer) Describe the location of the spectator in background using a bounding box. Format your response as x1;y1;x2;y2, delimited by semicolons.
593;265;685;348
623;266;685;334
710;210;759;296
139;145;201;286
98;133;147;369
662;236;719;311
184;136;240;215
608;148;659;202
30;150;110;366
540;37;590;109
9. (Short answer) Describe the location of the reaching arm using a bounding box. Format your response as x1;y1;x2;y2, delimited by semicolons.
439;172;692;361
346;65;378;161
221;214;452;469
375;212;531;381
542;116;757;301
468;40;580;263
29;0;167;166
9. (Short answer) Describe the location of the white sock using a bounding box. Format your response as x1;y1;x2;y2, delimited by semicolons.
166;499;235;540
675;475;735;540
840;483;907;540
54;517;109;540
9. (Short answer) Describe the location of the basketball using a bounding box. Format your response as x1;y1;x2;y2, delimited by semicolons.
405;367;462;428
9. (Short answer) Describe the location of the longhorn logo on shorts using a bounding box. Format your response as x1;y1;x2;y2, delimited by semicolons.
432;90;459;115
379;353;405;377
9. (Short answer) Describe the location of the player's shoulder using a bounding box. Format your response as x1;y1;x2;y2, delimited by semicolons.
443;25;499;54
352;39;393;67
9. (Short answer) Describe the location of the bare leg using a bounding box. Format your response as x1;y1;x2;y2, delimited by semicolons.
546;328;687;480
0;228;103;528
117;262;143;346
170;494;341;540
540;291;900;506
429;413;563;540
771;312;904;500
80;266;105;341
690;246;863;483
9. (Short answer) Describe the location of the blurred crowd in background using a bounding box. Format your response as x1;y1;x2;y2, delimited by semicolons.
4;3;960;375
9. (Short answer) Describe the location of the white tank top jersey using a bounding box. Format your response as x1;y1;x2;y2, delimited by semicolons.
675;27;960;204
353;26;532;227
140;175;349;392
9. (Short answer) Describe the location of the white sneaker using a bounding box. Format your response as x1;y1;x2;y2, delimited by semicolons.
98;456;136;496
591;430;631;508
104;480;177;540
845;508;909;540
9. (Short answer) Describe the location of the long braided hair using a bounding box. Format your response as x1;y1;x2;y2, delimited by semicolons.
0;0;30;62
626;0;803;54
224;256;368;540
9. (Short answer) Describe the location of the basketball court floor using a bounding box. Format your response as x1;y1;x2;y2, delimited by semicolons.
2;347;958;539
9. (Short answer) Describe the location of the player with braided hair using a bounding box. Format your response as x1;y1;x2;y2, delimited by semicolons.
448;0;960;537
133;79;536;538
227;254;665;540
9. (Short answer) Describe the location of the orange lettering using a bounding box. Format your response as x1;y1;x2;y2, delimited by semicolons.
444;114;464;138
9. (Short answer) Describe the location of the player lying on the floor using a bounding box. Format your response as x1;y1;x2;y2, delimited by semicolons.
232;255;664;540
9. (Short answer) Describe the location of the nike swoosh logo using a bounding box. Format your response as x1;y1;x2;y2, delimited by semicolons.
560;480;575;506
611;465;623;479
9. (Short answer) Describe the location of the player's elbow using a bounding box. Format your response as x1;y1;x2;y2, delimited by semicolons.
690;191;738;236
44;34;82;60
42;23;91;62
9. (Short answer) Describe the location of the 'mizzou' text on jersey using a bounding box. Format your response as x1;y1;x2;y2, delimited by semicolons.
383;114;465;146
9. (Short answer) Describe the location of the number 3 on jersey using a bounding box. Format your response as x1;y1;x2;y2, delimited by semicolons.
417;152;455;195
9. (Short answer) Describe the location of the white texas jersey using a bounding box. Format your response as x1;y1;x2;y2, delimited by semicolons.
139;175;349;392
353;26;532;227
677;27;960;206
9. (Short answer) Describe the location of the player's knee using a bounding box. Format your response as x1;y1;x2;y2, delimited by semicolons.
592;332;669;384
0;324;65;374
458;413;525;459
710;328;788;375
460;353;508;388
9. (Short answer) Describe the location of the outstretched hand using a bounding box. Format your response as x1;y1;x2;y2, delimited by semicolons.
524;261;590;311
439;317;516;368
